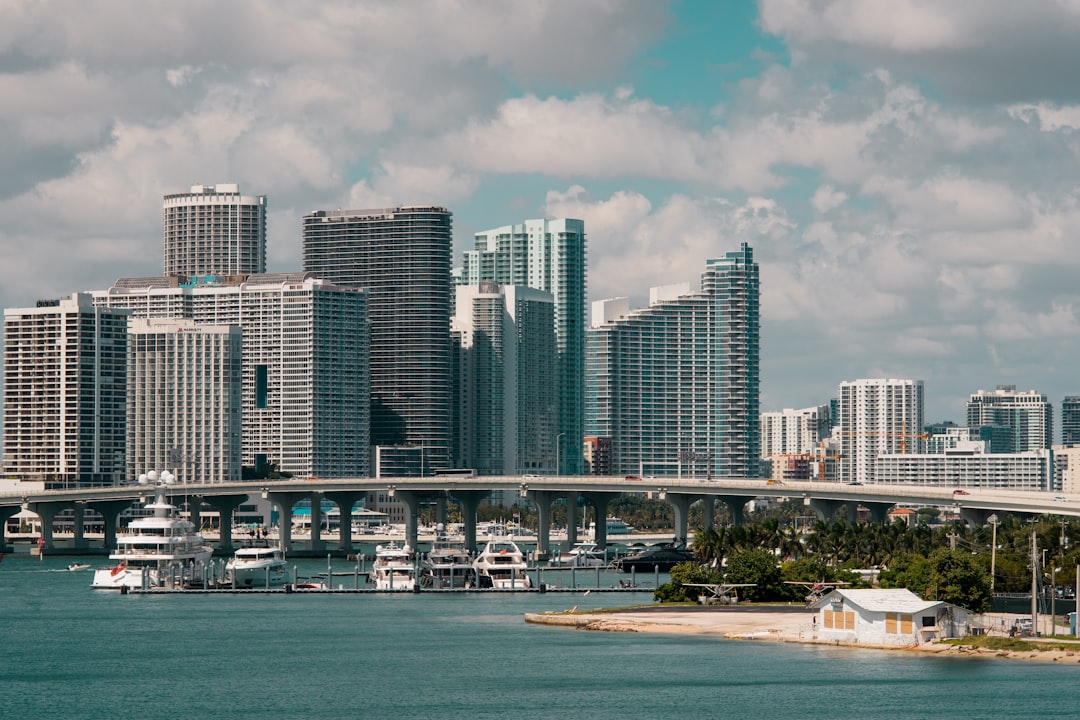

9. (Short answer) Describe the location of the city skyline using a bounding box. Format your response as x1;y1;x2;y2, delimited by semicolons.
4;2;1080;423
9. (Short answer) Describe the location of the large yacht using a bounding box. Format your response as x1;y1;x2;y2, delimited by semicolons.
420;529;475;588
226;545;287;588
473;534;532;589
91;470;214;590
369;542;417;590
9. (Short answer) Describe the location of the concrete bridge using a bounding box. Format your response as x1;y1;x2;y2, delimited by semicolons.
1;475;1075;557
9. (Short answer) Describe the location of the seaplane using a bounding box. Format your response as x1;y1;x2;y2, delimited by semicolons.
783;579;849;606
684;583;756;605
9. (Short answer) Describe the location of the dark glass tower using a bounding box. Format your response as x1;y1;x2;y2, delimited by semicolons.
303;206;452;475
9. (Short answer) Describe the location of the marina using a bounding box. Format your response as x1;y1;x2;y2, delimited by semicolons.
1;553;1077;720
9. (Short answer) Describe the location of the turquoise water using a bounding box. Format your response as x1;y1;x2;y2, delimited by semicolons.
1;554;1075;719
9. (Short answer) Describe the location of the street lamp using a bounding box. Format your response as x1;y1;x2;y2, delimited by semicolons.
556;432;566;477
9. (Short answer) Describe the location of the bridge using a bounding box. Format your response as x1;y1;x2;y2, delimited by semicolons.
1;475;1075;558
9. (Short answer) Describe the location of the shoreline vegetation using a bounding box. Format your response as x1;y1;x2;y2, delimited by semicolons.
524;605;1080;663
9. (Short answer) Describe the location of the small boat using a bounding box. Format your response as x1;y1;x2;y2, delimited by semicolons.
473;535;531;589
369;542;417;590
549;542;607;568
420;531;475;589
226;546;287;588
67;562;91;572
91;471;214;590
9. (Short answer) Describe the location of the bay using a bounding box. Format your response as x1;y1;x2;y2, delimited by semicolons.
1;554;1075;720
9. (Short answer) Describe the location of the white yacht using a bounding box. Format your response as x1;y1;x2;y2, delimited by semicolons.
92;470;214;590
549;542;608;568
420;530;474;589
226;545;287;588
369;541;417;590
473;535;532;589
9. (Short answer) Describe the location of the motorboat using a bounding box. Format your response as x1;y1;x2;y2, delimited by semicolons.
67;562;91;572
473;535;532;589
91;470;214;590
226;545;287;588
549;542;608;568
587;517;635;536
420;531;475;589
612;543;694;573
369;541;417;590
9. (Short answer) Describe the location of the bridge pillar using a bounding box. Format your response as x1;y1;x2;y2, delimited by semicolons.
266;492;307;552
528;490;558;560
718;495;747;527
664;493;692;545
435;496;448;528
451;490;488;554
390;490;421;552
581;492;612;548
325;491;365;554
807;498;854;522
71;503;89;551
186;496;202;536
88;500;135;553
863;502;894;525
201;494;246;555
700;496;715;530
0;505;20;551
565;494;579;551
309;492;326;555
30;502;61;550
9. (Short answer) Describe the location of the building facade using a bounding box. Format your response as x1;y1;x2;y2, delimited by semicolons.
585;244;760;479
966;385;1052;452
1062;396;1080;446
94;273;369;479
761;405;832;457
163;184;266;277
838;378;925;484
452;283;557;475
463;218;586;474
303;206;452;476
875;444;1053;492
3;293;129;487
127;318;243;483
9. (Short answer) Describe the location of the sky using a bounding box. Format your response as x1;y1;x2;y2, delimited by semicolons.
3;0;1080;427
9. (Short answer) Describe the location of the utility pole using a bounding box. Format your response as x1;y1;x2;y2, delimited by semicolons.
989;514;998;594
1031;527;1039;635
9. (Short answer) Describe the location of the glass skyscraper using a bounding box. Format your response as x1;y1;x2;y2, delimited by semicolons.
463;218;586;474
303;206;453;475
585;243;760;479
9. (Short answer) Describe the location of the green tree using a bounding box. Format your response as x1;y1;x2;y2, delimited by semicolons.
878;553;932;597
725;547;782;601
928;547;992;612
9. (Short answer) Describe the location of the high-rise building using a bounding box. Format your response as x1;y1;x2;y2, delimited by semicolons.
3;293;129;487
128;318;242;483
94;273;369;479
585;244;760;479
452;282;557;475
163;184;267;277
303;206;452;476
966;385;1052;452
463;218;586;474
1062;396;1080;446
760;406;832;457
838;378;925;484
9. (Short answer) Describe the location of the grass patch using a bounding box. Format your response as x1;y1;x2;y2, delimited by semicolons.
941;635;1080;652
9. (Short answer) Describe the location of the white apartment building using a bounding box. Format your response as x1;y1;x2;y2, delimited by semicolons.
761;405;832;456
452;283;557;475
163;183;266;277
127;318;242;484
839;378;924;484
3;293;129;487
966;385;1053;452
876;444;1053;492
93;273;369;479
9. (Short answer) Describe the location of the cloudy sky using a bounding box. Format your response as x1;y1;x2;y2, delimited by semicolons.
3;0;1080;427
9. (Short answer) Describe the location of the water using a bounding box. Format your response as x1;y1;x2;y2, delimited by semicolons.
1;554;1076;719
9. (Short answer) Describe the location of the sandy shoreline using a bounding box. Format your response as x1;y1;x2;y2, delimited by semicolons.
524;606;1080;663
